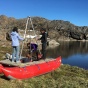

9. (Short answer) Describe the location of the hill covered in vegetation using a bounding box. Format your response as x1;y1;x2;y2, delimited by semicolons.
0;15;88;41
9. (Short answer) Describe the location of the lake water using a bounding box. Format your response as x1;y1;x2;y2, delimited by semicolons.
46;41;88;70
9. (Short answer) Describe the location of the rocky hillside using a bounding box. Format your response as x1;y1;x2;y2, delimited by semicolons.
0;15;88;41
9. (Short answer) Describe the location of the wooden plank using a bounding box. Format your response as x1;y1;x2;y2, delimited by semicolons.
0;58;54;67
0;59;21;67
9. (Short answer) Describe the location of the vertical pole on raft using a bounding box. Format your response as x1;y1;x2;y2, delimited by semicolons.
20;17;29;59
29;17;41;54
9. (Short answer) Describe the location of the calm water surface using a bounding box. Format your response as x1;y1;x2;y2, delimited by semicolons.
47;41;88;70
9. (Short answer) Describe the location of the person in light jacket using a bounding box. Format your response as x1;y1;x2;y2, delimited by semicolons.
11;27;24;63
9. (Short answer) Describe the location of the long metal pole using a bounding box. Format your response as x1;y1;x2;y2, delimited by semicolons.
20;17;29;59
30;17;41;54
30;17;36;36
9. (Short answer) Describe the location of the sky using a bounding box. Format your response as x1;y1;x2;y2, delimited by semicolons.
0;0;88;26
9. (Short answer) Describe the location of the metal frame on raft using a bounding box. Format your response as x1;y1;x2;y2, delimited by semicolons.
20;16;41;61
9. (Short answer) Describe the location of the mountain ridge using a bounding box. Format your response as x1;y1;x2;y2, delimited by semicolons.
0;15;88;41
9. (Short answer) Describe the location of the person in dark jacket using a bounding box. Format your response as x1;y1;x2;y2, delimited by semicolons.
38;28;47;60
10;27;24;63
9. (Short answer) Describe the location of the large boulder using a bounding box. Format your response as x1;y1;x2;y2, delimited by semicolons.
48;39;60;48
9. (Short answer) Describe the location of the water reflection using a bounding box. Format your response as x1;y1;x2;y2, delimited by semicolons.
46;41;88;69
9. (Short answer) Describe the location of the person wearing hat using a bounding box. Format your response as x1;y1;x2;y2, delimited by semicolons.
38;28;47;60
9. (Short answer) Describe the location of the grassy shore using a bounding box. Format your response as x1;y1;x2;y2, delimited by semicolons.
0;64;88;88
0;45;88;88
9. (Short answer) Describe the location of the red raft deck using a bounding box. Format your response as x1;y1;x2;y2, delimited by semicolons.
0;56;61;80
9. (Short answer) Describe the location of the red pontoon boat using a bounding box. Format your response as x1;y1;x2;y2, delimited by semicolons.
0;56;61;80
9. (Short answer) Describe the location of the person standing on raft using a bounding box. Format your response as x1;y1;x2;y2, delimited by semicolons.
10;27;24;63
